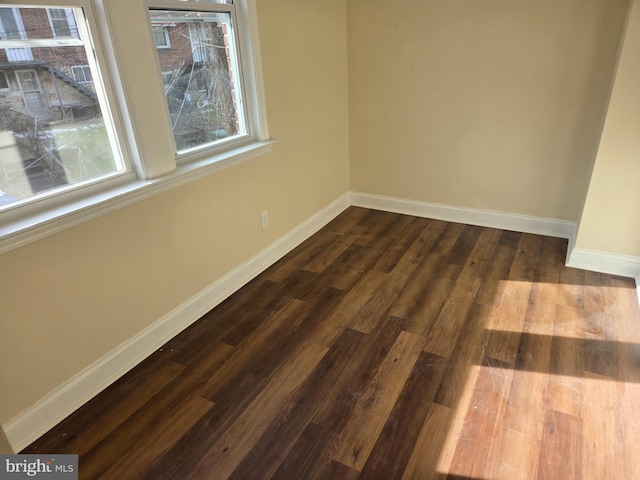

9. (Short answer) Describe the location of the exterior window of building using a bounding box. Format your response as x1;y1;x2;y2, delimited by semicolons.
0;5;129;212
71;65;92;83
0;7;33;62
0;8;22;40
148;4;248;154
153;26;170;48
47;8;78;38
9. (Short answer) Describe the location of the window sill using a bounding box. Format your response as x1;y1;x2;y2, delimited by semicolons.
0;139;275;255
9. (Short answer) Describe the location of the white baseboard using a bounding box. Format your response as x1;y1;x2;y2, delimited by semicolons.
567;247;640;307
566;247;640;280
3;193;351;452
349;192;575;239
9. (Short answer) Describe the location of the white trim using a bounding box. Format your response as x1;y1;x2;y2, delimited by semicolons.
237;0;270;141
0;140;275;255
349;192;575;239
566;247;640;279
3;192;350;452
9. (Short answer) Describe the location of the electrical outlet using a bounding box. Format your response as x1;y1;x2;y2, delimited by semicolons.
261;210;269;229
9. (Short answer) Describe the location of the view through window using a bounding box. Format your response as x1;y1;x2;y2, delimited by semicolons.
0;5;124;209
148;8;247;153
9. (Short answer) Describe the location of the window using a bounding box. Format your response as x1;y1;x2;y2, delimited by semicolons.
47;8;78;38
0;0;269;252
71;65;93;83
0;5;130;213
0;71;9;90
0;7;23;40
148;2;250;154
152;26;170;48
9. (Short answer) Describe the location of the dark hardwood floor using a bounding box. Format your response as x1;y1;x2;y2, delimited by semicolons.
23;207;640;479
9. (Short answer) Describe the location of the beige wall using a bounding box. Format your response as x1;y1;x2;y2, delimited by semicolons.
348;0;628;220
0;0;349;428
575;0;640;256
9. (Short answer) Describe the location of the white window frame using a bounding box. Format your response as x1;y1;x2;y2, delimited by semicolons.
0;1;136;245
146;0;269;163
0;0;271;254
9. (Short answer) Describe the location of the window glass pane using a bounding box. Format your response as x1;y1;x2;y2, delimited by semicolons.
0;6;124;210
0;8;22;40
153;26;169;48
49;8;73;37
149;9;247;153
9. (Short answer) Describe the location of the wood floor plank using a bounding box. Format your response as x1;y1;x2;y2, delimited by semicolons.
270;422;336;480
140;371;266;479
347;268;414;334
389;252;450;320
354;210;407;248
311;269;388;346
359;351;448;479
459;226;502;278
391;219;447;276
191;341;329;480
404;262;462;336
433;303;491;409
537;409;583;480
545;305;586;419
447;356;514;479
227;328;366;480
22;359;185;457
330;330;426;471
484;280;532;365
304;234;361;274
508;232;542;281
421;269;481;357
484;427;540;480
96;395;213;479
323;206;370;235
581;372;626;480
475;230;520;307
447;224;483;266
311;315;412;432
77;341;234;477
197;297;308;401
266;228;349;283
374;216;431;273
21;208;640;480
558;267;586;309
246;288;346;380
401;402;454;480
430;222;466;257
502;330;552;440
